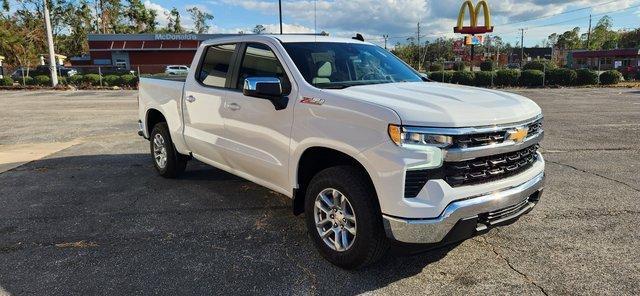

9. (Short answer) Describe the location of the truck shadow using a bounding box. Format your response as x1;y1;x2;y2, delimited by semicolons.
0;153;462;295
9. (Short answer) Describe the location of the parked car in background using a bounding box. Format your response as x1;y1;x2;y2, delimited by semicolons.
11;67;33;80
165;65;189;76
138;35;545;269
31;65;78;77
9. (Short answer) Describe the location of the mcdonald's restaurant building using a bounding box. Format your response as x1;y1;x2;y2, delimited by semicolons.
71;34;235;73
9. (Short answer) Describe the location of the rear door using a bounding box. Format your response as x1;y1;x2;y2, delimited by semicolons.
221;42;296;192
182;43;239;166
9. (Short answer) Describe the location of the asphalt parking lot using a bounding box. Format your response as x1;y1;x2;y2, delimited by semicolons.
0;88;638;295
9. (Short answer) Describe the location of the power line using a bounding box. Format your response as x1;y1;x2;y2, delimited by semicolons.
497;0;624;26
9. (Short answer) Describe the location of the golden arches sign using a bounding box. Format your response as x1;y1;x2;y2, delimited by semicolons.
453;0;494;34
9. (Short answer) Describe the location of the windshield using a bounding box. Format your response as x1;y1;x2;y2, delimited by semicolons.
282;42;422;89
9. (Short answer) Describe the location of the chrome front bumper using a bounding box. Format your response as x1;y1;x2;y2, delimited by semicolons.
382;172;545;244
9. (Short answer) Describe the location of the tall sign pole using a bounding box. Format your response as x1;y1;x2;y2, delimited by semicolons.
44;0;58;87
279;0;283;34
453;1;493;71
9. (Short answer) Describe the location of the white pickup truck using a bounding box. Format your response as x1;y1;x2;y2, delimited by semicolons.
138;35;545;269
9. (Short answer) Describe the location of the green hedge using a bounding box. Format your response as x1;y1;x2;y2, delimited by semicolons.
428;64;443;72
520;70;544;87
58;77;67;85
120;74;138;87
103;75;122;86
34;75;51;86
495;69;520;87
429;71;453;83
599;70;622;85
474;71;496;87
523;60;557;71
16;77;35;85
451;71;475;85
546;68;577;86
69;75;84;85
0;77;14;86
84;74;102;86
480;60;495;71
575;69;598;85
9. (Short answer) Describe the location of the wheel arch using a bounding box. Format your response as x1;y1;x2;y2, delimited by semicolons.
292;146;378;216
145;108;167;136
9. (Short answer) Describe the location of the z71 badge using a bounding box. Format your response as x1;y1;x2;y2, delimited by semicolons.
300;97;325;105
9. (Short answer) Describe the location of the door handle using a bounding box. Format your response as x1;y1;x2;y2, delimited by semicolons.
226;102;241;111
186;95;196;103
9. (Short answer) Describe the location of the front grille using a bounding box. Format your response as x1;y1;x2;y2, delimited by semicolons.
403;145;539;197
444;145;539;187
452;118;543;149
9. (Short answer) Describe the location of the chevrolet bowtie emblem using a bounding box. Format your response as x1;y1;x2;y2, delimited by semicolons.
507;128;529;143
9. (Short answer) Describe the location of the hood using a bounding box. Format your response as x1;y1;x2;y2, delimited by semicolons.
326;82;542;127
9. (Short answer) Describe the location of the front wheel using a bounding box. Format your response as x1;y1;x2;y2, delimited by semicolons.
304;166;389;269
150;122;187;178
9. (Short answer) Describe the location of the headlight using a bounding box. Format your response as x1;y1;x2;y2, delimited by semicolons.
388;124;453;148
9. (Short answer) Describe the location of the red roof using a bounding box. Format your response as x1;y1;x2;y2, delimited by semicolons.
572;49;640;58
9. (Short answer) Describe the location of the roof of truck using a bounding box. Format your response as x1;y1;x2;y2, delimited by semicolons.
201;34;374;46
271;34;373;44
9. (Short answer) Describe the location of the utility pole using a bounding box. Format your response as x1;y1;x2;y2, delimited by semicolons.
520;28;525;68
43;0;58;87
417;22;421;71
586;14;592;49
278;0;283;34
383;34;389;50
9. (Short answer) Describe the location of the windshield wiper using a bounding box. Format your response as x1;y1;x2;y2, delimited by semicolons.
318;83;355;89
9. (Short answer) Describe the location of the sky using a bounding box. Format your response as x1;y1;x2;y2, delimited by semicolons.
9;0;640;47
142;0;640;47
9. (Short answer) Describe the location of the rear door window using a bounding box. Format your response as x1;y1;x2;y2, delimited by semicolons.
198;44;237;88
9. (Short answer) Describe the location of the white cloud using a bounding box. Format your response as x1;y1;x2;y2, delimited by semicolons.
144;0;170;27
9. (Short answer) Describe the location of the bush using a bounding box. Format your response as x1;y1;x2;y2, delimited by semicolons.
428;64;443;72
34;75;51;86
520;70;544;87
575;69;598;85
429;71;454;83
0;77;14;86
84;74;102;86
480;60;495;71
451;71;475;85
452;61;466;71
16;77;35;86
474;71;496;87
495;69;520;87
120;74;138;87
523;59;557;71
545;68;577;86
103;75;122;86
57;77;67;86
599;70;622;85
69;74;84;86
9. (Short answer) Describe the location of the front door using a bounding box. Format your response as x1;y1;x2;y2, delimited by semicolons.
183;43;238;166
222;42;296;192
111;52;130;69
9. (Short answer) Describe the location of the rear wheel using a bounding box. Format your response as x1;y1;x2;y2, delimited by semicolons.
150;122;187;178
304;166;389;269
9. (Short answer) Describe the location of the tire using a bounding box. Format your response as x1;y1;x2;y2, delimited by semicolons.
150;122;188;178
304;166;389;269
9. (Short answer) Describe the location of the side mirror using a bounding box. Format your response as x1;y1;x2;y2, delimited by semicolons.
243;77;288;110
